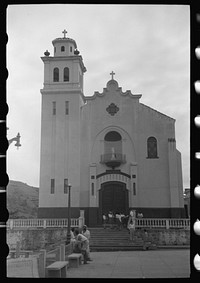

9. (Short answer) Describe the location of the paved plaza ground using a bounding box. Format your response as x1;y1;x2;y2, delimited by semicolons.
67;249;190;278
7;249;190;278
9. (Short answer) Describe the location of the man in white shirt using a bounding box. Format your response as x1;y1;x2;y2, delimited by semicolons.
108;211;114;229
82;225;92;261
115;212;122;230
102;213;107;229
74;229;90;264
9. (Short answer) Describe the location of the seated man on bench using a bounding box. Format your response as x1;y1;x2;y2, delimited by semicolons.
74;229;90;264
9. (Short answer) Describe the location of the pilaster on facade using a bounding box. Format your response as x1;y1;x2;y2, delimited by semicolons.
168;138;180;207
130;163;138;207
89;164;97;207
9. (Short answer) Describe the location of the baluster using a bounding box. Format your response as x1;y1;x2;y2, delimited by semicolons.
166;219;169;229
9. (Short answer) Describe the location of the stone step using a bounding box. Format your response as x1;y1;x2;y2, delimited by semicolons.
90;246;145;252
90;243;144;247
88;227;147;251
90;239;143;243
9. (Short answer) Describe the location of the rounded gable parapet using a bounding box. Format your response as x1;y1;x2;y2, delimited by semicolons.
106;79;119;90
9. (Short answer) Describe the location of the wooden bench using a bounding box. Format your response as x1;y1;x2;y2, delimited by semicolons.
68;253;82;268
46;261;69;278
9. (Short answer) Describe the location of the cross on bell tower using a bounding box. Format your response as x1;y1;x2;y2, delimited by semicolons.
62;29;67;38
110;71;115;80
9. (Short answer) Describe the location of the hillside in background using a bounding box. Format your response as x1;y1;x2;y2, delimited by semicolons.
7;180;39;219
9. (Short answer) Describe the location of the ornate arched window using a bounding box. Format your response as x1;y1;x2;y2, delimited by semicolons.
53;67;59;82
104;131;122;155
61;46;65;52
147;137;158;158
64;67;69;82
102;131;124;168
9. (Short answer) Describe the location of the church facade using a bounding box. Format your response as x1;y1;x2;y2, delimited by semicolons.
38;32;185;226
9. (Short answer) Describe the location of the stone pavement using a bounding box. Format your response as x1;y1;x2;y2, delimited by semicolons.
67;249;190;278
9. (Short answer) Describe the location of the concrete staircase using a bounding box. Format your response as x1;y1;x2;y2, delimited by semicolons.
89;227;151;251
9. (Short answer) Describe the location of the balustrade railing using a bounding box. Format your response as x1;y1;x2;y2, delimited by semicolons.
136;218;190;229
7;218;190;230
100;153;126;163
7;218;81;229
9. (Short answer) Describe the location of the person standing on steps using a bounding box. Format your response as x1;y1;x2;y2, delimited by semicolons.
120;212;126;229
119;212;123;230
127;210;136;242
102;213;107;229
108;211;114;229
115;212;123;230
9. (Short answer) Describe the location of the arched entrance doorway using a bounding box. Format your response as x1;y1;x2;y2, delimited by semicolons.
99;181;128;223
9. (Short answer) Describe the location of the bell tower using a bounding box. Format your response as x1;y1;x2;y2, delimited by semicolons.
42;29;86;93
38;30;87;218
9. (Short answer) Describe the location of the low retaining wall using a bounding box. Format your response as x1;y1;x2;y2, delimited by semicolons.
7;257;39;278
7;227;190;251
139;229;190;246
7;228;76;251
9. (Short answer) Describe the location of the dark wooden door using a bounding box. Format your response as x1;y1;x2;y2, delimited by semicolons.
99;182;128;217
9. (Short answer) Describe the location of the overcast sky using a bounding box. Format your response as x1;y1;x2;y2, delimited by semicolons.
6;4;190;189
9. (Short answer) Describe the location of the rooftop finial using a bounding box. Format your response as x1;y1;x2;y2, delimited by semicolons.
110;71;115;80
62;29;67;38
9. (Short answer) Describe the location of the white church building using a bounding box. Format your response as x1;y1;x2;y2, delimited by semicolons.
38;31;185;226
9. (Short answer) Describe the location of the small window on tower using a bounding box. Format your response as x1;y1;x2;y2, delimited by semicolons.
52;101;56;115
64;67;69;82
51;179;55;194
53;67;59;82
65;101;69;115
70;46;72;52
61;46;65;52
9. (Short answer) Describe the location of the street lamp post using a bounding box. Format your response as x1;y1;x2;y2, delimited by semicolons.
8;132;21;149
66;184;71;245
